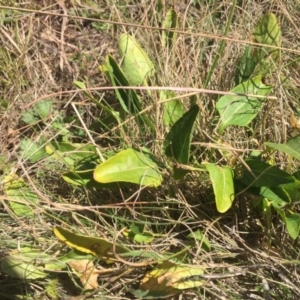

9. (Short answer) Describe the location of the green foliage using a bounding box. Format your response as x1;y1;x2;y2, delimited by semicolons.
187;229;211;251
216;76;271;133
162;9;178;48
45;279;59;300
164;105;199;164
5;9;300;298
3;174;39;217
235;13;281;82
21;100;52;124
119;33;155;85
125;223;155;243
1;247;60;280
93;148;163;187
265;136;300;161
205;164;234;213
100;55;155;133
42;14;299;238
252;13;281;75
19;138;48;163
236;159;295;187
161;90;184;126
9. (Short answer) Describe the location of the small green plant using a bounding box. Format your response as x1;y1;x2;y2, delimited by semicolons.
2;8;299;299
43;12;300;243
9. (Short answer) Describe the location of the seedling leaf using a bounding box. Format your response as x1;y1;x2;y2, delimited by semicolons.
19;138;47;162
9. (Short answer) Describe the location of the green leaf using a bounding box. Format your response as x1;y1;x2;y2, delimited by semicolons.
161;91;184;126
4;174;39;217
46;142;99;168
162;9;178;48
164;105;199;164
19;138;47;162
187;230;211;251
252;13;281;75
21;110;38;124
205;164;234;213
125;224;154;244
285;212;300;239
280;180;300;203
1;247;49;279
236;159;295;187
100;55;155;132
21;100;53;124
62;171;122;189
118;33;155;85
93;148;162;187
253;13;281;47
216;76;271;133
265;136;300;161
259;186;291;207
235;46;256;84
275;210;300;240
34;100;53;119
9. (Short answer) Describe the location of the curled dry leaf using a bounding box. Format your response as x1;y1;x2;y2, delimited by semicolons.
68;260;98;290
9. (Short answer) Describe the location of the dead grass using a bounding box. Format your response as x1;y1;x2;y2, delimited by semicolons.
1;0;300;299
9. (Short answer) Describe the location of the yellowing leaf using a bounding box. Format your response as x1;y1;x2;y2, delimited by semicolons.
290;114;300;129
139;261;204;295
53;227;129;261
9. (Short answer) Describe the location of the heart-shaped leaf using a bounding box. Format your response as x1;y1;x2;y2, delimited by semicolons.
216;76;271;133
93;148;162;187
